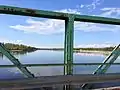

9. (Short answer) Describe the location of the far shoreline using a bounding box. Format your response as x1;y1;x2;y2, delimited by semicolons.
74;50;110;55
37;49;111;55
0;48;112;56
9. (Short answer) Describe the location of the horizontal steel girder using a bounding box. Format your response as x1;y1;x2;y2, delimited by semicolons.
0;63;120;68
0;5;120;25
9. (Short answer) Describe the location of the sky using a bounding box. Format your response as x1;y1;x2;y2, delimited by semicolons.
0;0;120;48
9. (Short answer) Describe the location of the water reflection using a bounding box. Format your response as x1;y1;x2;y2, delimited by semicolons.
11;50;35;55
74;51;109;56
0;50;120;80
75;53;105;57
0;68;24;79
0;50;37;57
0;53;3;58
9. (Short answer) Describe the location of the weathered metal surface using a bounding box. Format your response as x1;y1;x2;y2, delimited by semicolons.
74;63;120;66
64;15;74;90
94;44;120;74
82;44;120;89
0;5;67;19
65;15;74;75
75;15;120;25
64;16;67;75
94;86;120;90
0;63;120;68
0;6;120;25
0;74;120;89
0;43;34;78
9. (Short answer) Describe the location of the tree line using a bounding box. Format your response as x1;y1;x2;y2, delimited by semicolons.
74;47;115;51
1;43;38;52
0;43;118;52
39;47;117;51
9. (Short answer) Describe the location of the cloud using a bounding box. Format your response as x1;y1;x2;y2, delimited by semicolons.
76;43;116;48
80;5;84;8
77;0;104;10
91;0;104;9
10;18;65;35
10;9;81;35
100;8;120;17
9;0;120;35
0;37;118;48
0;37;22;44
74;22;120;32
55;9;81;14
10;17;120;35
0;37;41;47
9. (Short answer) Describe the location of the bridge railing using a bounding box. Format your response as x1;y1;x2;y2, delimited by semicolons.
0;5;120;75
0;5;120;89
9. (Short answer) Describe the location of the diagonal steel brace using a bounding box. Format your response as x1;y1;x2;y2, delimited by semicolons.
0;43;34;78
82;44;120;89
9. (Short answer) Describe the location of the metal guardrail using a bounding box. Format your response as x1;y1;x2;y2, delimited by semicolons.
82;44;120;89
0;63;120;68
0;5;120;75
1;5;120;90
1;6;120;25
0;74;120;90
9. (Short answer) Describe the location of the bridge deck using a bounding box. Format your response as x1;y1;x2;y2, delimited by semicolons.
0;74;120;90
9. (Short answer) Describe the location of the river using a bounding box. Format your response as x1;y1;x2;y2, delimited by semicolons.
0;50;120;79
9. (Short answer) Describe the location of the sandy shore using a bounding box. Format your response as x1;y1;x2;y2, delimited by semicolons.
75;50;111;55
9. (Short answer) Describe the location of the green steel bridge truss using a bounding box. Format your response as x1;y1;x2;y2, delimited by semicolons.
0;5;120;89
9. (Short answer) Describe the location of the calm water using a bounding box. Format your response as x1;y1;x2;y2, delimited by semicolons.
0;50;120;79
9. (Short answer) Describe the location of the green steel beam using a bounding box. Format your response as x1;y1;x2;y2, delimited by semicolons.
100;54;119;73
63;15;74;90
1;63;120;68
65;15;74;75
0;64;64;68
74;63;120;66
94;44;120;74
1;5;120;90
0;43;34;78
75;15;120;25
64;19;67;75
64;15;74;90
0;5;67;20
0;5;120;25
82;44;120;89
98;46;120;74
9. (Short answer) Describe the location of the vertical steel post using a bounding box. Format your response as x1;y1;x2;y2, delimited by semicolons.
64;15;74;75
64;15;74;90
64;21;67;75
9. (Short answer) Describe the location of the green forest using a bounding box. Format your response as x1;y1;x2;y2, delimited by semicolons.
74;47;115;51
39;47;116;51
0;43;117;52
2;43;38;52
